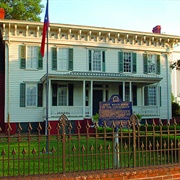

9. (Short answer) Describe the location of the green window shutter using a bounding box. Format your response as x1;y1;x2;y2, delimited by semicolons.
68;48;73;71
143;54;148;74
52;84;57;106
20;45;26;69
68;84;74;106
38;47;43;70
119;84;123;100
144;86;149;106
132;85;137;106
52;47;57;70
156;55;160;74
132;53;137;73
89;50;92;71
118;52;123;73
20;83;26;107
37;83;43;107
102;51;106;72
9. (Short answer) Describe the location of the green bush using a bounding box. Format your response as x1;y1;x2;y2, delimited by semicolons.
172;102;180;117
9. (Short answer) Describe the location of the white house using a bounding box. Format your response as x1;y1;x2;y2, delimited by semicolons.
0;17;180;133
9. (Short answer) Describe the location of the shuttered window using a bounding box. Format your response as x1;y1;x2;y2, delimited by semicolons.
118;52;136;73
88;50;106;72
52;48;73;71
20;83;43;107
20;45;43;70
144;54;161;74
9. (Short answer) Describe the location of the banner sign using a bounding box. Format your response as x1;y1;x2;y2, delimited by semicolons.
98;94;132;127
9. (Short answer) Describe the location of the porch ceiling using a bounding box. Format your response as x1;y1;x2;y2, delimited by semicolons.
40;71;162;84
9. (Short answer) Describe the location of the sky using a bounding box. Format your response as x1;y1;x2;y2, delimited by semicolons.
40;0;180;36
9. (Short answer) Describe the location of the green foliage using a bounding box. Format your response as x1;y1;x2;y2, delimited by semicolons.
172;93;175;102
92;113;99;122
0;0;44;21
172;102;180;117
139;125;180;131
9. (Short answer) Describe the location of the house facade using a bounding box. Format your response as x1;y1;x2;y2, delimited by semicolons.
0;18;180;133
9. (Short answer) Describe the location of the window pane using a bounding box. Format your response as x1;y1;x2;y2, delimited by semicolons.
26;84;37;106
27;46;38;69
148;55;156;73
124;52;131;72
93;50;101;71
58;48;68;70
58;85;67;106
148;86;156;105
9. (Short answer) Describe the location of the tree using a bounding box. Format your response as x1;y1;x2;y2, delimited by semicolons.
0;0;44;21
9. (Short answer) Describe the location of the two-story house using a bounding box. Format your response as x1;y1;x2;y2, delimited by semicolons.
0;16;180;133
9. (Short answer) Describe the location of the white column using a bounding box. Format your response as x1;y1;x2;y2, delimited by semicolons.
129;82;132;102
142;87;144;106
90;81;93;116
83;80;86;117
123;81;125;101
103;84;106;102
48;79;51;118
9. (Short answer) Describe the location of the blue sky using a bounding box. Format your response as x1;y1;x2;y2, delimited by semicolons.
40;0;180;35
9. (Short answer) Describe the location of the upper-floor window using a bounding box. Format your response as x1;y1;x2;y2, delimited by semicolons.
89;50;105;72
20;83;43;107
118;52;136;73
20;45;43;70
52;47;73;71
143;54;160;74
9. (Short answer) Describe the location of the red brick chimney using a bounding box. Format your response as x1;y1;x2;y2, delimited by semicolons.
0;8;5;19
152;25;161;34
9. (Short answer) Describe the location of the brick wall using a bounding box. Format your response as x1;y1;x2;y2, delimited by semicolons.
2;164;180;180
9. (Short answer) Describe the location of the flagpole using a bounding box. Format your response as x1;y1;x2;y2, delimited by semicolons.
45;0;49;137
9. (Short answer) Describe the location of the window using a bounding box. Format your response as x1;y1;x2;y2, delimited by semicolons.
20;83;43;107
58;85;67;106
143;54;160;74
89;50;105;72
26;84;37;106
144;86;157;106
20;45;43;69
118;52;136;73
52;47;73;71
52;84;74;106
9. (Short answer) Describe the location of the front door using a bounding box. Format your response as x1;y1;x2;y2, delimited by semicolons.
93;90;103;115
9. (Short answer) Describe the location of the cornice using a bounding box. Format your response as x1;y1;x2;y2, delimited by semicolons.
0;19;180;49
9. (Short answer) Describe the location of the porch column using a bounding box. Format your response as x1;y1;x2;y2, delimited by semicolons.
83;80;86;117
48;79;51;118
142;87;144;106
123;81;125;101
129;82;132;102
90;81;93;117
103;84;106;102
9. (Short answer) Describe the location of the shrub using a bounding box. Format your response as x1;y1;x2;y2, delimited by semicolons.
172;102;180;117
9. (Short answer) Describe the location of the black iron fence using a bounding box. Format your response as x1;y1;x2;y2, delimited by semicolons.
0;114;180;178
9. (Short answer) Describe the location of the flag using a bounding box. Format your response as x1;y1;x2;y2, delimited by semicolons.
40;2;49;57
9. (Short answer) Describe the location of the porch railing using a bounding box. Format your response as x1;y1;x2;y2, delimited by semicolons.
50;106;91;117
0;114;180;178
133;106;159;116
